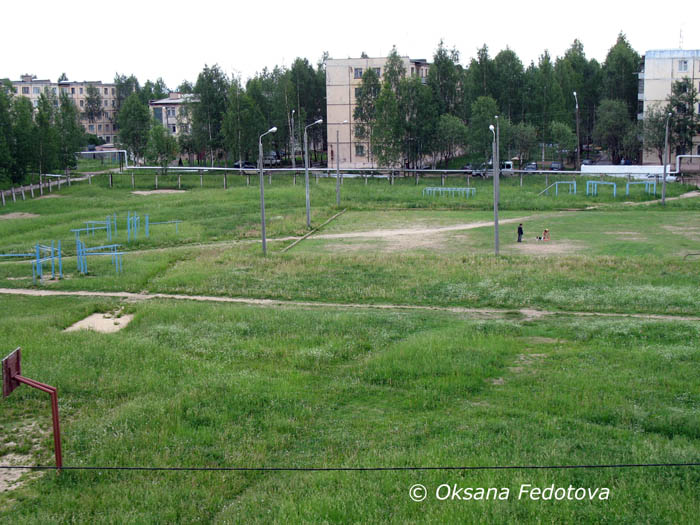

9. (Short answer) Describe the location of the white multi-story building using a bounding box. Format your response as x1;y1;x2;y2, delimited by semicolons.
326;56;429;169
149;92;195;138
639;50;700;166
11;74;119;144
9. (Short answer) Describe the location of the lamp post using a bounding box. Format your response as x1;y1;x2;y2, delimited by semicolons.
336;120;348;207
304;119;323;228
662;112;672;205
258;126;277;255
491;120;500;256
290;110;296;184
573;91;581;172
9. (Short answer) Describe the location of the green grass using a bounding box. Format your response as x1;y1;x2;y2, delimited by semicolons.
0;296;698;522
0;172;699;522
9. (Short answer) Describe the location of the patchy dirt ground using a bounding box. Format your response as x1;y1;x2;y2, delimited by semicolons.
0;212;40;220
0;421;46;494
509;240;583;255
662;225;700;242
64;309;134;333
131;190;187;196
35;194;62;200
603;231;646;241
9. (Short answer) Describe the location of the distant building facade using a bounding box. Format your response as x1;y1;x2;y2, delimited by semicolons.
326;56;429;169
639;50;700;166
148;92;195;138
11;74;118;144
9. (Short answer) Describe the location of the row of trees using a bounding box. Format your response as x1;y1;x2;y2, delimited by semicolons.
114;59;327;168
0;81;85;183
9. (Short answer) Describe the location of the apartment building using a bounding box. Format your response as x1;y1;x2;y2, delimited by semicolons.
11;74;118;144
639;50;700;166
326;56;429;169
149;92;195;138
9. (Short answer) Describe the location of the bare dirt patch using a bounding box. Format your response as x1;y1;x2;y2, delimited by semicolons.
0;453;33;492
662;225;700;241
0;212;40;220
0;421;46;494
131;190;187;196
64;309;134;333
604;231;645;241
35;194;62;200
521;337;561;344
510;240;583;255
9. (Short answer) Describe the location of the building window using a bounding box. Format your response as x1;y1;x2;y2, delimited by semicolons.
355;144;365;157
105;124;110;131
373;67;381;77
22;87;29;94
33;100;39;107
354;87;362;98
52;87;57;94
679;60;688;72
80;100;84;107
71;87;75;94
98;124;102;131
33;87;40;94
172;125;176;133
104;100;108;107
106;136;111;142
111;88;115;95
112;100;115;107
411;67;415;76
80;87;83;94
104;88;108;95
354;68;363;79
88;124;94;132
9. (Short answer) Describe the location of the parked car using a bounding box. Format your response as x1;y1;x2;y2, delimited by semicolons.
462;164;474;174
525;162;538;171
550;161;563;171
472;163;490;177
581;159;595;166
233;161;257;169
263;152;281;166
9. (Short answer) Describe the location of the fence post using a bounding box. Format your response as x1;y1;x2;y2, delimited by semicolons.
224;172;227;189
155;173;158;189
39;175;43;196
21;187;26;200
1;190;5;206
131;171;135;189
109;172;113;188
11;187;16;202
30;184;35;198
199;170;203;187
178;173;181;189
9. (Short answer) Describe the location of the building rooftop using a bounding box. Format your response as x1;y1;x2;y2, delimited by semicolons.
645;49;700;59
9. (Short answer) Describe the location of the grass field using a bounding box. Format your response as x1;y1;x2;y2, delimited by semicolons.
1;172;699;523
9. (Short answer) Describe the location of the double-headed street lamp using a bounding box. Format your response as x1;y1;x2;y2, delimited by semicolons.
662;112;672;205
573;91;581;172
304;119;323;228
258;126;277;255
336;120;348;207
490;119;500;256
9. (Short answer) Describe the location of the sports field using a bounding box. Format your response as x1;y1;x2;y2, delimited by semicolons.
1;172;699;522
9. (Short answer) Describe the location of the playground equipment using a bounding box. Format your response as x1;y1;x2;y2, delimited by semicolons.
538;181;577;196
126;211;141;241
0;242;63;284
145;215;182;238
625;180;656;196
71;214;117;243
76;239;124;275
422;187;476;198
586;180;617;197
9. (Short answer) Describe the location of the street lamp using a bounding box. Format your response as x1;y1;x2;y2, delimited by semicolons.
258;126;277;255
304;119;323;228
290;110;296;172
490;121;500;256
336;120;348;207
662;112;672;205
573;91;581;172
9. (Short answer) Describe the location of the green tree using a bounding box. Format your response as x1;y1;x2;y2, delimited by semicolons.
0;83;13;179
114;73;140;109
11;96;36;180
192;65;229;166
58;73;68;82
593;99;632;164
510;122;538;168
549;121;576;163
383;46;406;93
642;104;671;163
469;96;499;160
56;92;85;174
353;68;381;164
372;85;403;167
35;90;59;175
428;40;460;116
138;78;169;106
117;92;151;163
667;78;700;161
146;123;178;174
436;114;467;167
493;48;524;121
398;76;438;168
602;33;641;119
223;87;265;164
84;84;103;123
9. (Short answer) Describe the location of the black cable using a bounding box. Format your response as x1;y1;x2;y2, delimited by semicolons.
0;462;698;472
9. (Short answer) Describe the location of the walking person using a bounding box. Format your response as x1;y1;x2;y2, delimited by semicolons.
517;223;524;243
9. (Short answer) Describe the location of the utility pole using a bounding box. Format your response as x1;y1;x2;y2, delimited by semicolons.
573;91;581;171
662;112;672;205
258;127;277;255
491;118;500;256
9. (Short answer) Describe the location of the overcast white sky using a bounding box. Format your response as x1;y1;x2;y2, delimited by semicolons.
5;0;697;88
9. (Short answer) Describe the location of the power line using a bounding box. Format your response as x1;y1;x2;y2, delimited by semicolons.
0;462;698;472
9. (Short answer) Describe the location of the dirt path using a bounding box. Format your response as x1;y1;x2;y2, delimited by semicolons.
1;287;698;322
